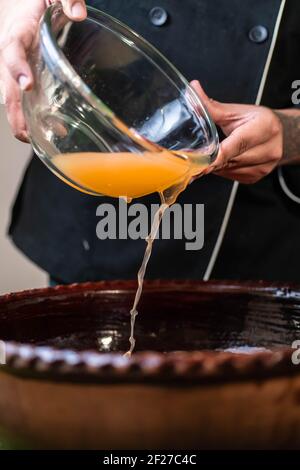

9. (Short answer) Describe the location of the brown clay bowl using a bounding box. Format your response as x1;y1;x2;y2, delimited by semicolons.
0;280;300;449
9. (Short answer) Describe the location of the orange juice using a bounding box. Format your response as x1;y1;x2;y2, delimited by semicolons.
53;151;193;199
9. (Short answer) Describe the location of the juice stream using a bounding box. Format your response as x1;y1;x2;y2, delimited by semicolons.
53;150;209;355
124;177;192;357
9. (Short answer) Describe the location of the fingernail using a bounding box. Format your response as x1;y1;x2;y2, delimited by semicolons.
71;2;86;18
20;131;30;143
18;74;30;90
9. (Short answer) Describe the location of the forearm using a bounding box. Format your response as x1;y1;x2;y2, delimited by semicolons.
275;109;300;165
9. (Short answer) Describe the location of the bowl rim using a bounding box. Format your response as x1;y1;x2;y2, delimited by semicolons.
39;4;219;159
0;280;299;384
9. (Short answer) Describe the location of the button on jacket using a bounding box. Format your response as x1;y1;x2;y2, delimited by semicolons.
9;0;300;282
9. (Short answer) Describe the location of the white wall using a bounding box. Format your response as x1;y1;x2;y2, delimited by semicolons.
0;105;47;294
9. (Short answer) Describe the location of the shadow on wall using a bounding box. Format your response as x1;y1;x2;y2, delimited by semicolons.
0;105;47;294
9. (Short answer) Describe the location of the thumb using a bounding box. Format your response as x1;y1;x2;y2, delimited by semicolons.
190;80;226;125
2;41;33;90
61;0;87;21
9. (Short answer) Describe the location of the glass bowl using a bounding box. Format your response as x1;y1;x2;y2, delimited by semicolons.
22;4;219;199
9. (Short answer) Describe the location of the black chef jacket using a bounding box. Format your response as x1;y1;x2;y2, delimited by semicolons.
8;0;300;283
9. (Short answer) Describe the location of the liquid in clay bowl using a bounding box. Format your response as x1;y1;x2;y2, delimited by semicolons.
0;280;300;449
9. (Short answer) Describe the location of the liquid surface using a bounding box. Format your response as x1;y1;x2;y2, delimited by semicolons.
53;150;209;354
1;282;298;353
53;151;193;199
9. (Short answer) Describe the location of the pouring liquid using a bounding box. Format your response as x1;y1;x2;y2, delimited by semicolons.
53;149;210;355
124;178;192;356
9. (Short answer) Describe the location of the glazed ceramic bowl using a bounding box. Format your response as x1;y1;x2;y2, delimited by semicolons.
22;4;219;197
0;280;300;449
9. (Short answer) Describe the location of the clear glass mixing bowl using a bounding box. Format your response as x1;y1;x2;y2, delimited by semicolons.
22;4;219;198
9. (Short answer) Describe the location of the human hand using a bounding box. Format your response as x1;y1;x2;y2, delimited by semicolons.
0;0;87;142
192;80;283;184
